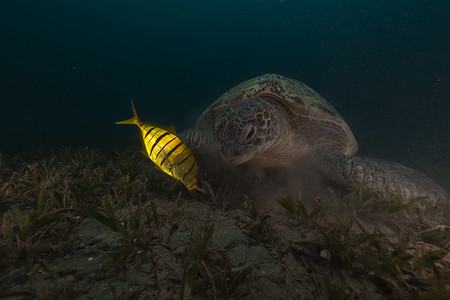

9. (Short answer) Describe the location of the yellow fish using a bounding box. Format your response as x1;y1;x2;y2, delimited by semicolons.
116;100;198;191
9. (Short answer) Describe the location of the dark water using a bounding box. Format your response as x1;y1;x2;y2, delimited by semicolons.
1;0;449;188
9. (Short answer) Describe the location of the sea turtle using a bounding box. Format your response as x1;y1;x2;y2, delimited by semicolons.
180;74;448;204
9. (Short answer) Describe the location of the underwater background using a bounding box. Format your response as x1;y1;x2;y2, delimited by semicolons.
0;0;449;189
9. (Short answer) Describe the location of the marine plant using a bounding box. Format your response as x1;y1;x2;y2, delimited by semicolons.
80;194;161;268
277;193;327;228
241;196;273;243
180;223;215;300
0;146;448;299
202;252;251;300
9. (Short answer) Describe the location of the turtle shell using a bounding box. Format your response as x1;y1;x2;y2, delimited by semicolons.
195;73;358;156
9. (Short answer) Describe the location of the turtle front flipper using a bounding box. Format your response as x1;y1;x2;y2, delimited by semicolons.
317;151;448;205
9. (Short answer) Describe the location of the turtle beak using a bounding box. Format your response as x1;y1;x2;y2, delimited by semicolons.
222;155;251;165
219;142;255;165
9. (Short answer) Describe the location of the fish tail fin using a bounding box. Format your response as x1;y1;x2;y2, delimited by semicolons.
116;99;140;125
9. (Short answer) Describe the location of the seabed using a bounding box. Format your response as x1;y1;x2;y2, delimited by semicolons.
0;146;449;299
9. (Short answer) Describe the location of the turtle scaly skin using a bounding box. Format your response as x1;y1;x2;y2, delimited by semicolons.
181;74;448;205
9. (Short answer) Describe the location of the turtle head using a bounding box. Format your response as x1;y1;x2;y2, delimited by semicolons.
214;98;280;164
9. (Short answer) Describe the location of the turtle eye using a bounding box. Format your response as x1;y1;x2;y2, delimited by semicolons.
246;126;256;141
237;123;257;144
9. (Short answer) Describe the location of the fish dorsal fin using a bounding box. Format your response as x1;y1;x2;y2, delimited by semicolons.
167;124;176;135
142;122;177;135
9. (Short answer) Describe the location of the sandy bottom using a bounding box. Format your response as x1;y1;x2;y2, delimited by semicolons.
0;147;449;299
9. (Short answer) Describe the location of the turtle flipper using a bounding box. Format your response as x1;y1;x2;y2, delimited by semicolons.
318;152;448;205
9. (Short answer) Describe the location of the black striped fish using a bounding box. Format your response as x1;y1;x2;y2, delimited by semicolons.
116;100;198;191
